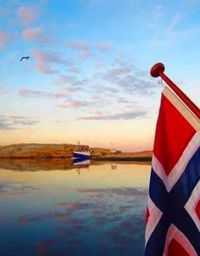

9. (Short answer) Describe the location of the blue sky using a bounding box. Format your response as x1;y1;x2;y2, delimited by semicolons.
0;0;200;151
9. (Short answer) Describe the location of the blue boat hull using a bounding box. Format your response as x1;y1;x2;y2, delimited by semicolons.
72;151;91;160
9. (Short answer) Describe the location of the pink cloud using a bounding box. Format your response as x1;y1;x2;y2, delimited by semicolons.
79;49;93;59
68;100;87;108
32;49;66;74
57;99;91;109
16;5;38;23
36;62;57;74
22;27;49;44
96;41;112;52
117;97;131;104
91;95;100;100
64;87;81;93
18;88;69;99
55;75;87;90
68;65;80;74
55;75;72;85
67;40;93;59
67;40;90;50
32;49;66;64
0;31;8;48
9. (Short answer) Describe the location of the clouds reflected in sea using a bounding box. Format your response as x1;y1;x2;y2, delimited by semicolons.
0;162;150;256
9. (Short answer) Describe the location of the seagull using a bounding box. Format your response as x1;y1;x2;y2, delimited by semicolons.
20;56;31;62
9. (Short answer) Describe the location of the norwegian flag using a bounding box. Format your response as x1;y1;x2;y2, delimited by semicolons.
145;87;200;256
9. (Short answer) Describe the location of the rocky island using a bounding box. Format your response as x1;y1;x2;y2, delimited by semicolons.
0;143;152;161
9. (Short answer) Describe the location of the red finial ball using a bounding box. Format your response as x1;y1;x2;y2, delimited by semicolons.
150;63;165;77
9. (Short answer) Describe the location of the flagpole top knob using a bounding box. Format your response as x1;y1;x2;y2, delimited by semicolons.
150;63;165;77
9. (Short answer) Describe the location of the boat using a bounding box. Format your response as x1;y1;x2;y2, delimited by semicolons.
72;144;91;160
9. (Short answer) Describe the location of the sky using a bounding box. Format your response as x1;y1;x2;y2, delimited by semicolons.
0;0;200;151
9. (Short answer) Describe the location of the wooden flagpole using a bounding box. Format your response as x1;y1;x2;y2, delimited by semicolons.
150;63;200;119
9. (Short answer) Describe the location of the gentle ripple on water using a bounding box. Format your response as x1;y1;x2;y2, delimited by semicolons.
0;160;150;256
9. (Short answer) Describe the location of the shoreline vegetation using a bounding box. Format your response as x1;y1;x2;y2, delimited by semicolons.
0;143;152;161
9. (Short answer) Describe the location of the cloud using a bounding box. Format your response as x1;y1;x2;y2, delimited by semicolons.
66;40;112;59
0;115;39;130
0;31;8;48
22;27;49;44
35;62;58;74
67;40;90;51
55;75;73;85
79;49;93;59
78;110;146;120
91;95;101;101
55;75;88;88
96;41;112;52
95;85;119;94
32;49;67;74
102;60;155;94
54;120;68;124
16;5;38;23
57;60;80;74
32;49;66;64
67;40;93;59
67;65;80;74
18;88;69;99
117;97;133;104
57;99;92;109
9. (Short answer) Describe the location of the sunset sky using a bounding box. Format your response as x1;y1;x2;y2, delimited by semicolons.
0;0;200;151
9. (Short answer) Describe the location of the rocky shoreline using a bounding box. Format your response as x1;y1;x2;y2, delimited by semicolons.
0;143;152;162
0;143;112;159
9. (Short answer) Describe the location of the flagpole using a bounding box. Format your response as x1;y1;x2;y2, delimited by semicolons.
150;62;200;119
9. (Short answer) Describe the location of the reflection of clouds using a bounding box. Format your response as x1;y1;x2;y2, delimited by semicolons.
56;226;74;236
18;201;95;224
0;216;5;225
19;211;71;224
58;201;95;211
77;187;147;197
105;216;145;255
16;186;147;256
56;222;90;236
36;238;63;256
0;180;38;195
118;205;133;212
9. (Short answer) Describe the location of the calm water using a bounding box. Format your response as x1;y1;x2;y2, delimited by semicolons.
0;160;150;256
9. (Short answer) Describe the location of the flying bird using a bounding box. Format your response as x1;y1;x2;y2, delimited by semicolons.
20;56;31;62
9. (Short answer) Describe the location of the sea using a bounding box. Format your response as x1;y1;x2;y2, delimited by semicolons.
0;160;150;256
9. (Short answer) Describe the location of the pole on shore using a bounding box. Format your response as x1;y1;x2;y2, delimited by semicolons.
150;63;200;119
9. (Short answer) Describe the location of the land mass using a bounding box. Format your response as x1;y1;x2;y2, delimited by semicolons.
0;143;152;161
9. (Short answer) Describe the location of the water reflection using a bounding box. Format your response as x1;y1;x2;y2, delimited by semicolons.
0;158;74;171
73;159;90;175
0;160;150;256
111;163;117;170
